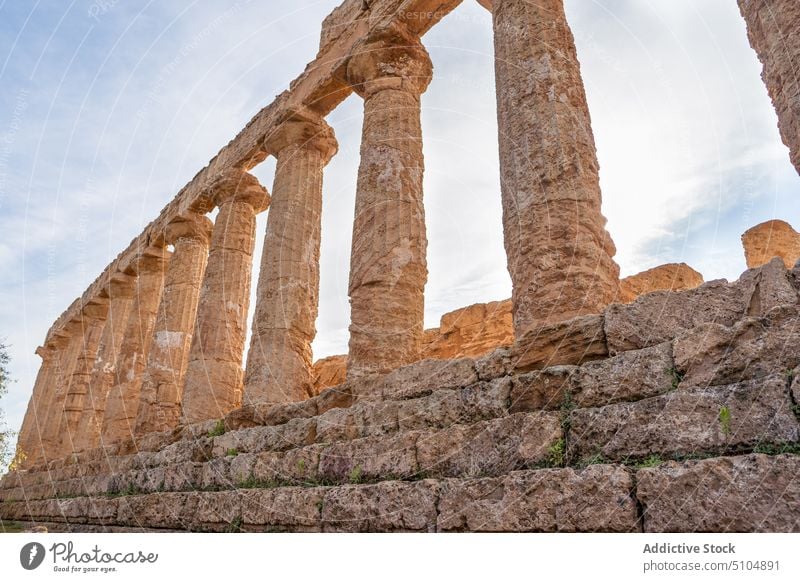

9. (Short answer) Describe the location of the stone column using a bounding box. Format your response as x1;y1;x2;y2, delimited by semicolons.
15;344;59;466
55;298;110;457
739;0;800;175
40;318;93;460
244;110;337;404
135;213;212;435
73;272;136;452
344;26;432;380
181;171;269;422
492;0;620;337
101;248;169;444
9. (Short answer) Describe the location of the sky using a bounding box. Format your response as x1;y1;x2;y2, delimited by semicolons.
1;0;799;438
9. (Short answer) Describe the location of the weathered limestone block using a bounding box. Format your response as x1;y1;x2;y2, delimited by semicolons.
136;214;212;435
475;346;514;381
512;314;607;372
193;490;242;531
182;171;269;424
568;374;799;463
492;0;620;337
570;341;674;407
742;219;800;269
638;454;800;532
74;273;136;452
423;299;513;359
116;492;198;530
619;263;703;303
250;446;323;485
739;0;800;175
244;110;337;404
322;480;439;532
510;366;575;413
374;356;478;401
397;379;510;431
102;248;169;444
318;0;367;55
605;278;751;354
318;431;420;483
311;355;347;394
417;412;562;478
345;26;433;381
675;305;800;388
437;465;637;532
241;487;323;532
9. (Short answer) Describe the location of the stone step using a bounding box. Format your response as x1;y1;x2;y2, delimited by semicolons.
0;466;640;533
6;331;800;500
4;449;798;532
568;373;799;464
637;453;800;532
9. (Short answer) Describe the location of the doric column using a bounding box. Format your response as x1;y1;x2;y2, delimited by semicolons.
55;298;109;457
40;320;90;460
73;272;136;452
738;0;800;175
101;248;169;444
181;171;269;422
491;0;619;337
15;344;60;466
344;26;432;380
243;110;337;404
135;213;212;434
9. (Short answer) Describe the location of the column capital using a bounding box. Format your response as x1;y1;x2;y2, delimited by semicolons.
132;245;171;274
107;272;137;299
206;169;270;212
81;297;110;321
35;345;57;360
346;25;433;98
165;213;213;246
264;108;338;164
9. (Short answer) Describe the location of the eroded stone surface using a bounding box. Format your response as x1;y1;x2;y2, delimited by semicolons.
437;465;637;532
619;263;703;303
182;171;269;423
345;27;432;380
638;454;800;532
136;215;212;435
569;374;799;463
512;314;607;372
244;112;336;404
742;220;800;269
675;305;800;388
493;0;620;337
739;0;800;174
102;250;169;445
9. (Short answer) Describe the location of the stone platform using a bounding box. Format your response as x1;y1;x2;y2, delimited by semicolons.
2;258;799;532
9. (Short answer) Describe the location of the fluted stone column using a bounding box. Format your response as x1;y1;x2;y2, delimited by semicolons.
135;213;212;434
101;248;169;444
244;111;337;404
15;344;59;465
73;272;136;451
181;172;269;422
492;0;620;337
739;0;800;175
344;26;432;380
56;299;109;457
40;319;92;460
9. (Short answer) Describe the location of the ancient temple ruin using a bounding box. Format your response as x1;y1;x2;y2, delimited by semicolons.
2;0;799;532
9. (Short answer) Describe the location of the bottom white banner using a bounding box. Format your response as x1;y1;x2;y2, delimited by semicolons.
0;533;797;581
